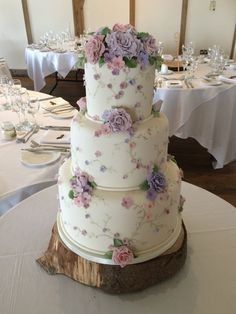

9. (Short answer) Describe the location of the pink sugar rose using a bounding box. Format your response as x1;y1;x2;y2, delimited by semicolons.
112;246;134;268
121;196;134;209
107;56;125;71
85;35;105;64
100;124;112;135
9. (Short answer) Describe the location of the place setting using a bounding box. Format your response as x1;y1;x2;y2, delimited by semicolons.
20;128;70;167
40;97;76;119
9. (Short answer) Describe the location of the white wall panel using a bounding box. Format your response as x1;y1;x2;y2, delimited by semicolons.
84;0;129;32
0;0;28;69
136;0;182;56
27;0;74;43
186;0;236;55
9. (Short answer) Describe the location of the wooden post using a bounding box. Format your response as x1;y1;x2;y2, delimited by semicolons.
230;24;236;59
72;0;85;36
129;0;135;26
21;0;33;44
179;0;188;55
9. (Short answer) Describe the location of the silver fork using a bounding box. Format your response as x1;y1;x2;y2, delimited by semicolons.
16;126;39;143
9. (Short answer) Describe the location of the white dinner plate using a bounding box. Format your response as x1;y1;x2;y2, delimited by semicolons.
159;70;174;75
206;81;223;86
49;110;75;119
21;151;61;167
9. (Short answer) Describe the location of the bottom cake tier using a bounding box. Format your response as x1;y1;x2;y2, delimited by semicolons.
57;158;183;265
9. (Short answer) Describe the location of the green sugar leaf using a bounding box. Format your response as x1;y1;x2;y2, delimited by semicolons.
114;238;123;247
104;251;113;259
101;27;111;36
153;164;159;173
139;180;149;191
99;57;105;67
137;32;149;40
124;57;137;68
68;190;74;199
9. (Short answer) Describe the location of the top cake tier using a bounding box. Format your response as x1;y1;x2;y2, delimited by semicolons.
80;24;161;121
85;63;155;121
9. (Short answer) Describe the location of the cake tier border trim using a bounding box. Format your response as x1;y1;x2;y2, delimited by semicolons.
57;212;182;265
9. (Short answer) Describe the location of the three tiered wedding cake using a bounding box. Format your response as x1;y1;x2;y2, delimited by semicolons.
57;24;184;269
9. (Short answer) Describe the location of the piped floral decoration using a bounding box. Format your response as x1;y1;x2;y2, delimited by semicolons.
140;165;167;201
105;238;135;268
69;169;96;208
80;24;162;72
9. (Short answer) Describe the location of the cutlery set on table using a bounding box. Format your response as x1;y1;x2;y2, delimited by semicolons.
17;97;72;165
20;125;71;167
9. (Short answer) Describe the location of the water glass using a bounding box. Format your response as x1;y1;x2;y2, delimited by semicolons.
27;97;40;127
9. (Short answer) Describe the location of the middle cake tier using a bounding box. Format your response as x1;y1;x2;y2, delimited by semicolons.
71;112;169;189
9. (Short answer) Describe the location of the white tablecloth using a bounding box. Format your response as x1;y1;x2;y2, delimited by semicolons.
0;91;73;214
154;64;236;169
0;182;235;314
25;48;79;91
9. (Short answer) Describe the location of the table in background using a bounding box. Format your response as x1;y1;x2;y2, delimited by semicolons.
25;47;79;91
154;64;236;169
0;182;235;314
0;90;73;214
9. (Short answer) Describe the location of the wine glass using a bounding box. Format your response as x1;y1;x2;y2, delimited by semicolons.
12;79;22;91
11;89;25;131
0;76;12;110
27;97;40;127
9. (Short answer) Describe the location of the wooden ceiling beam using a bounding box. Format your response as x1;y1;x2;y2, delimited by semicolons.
21;0;33;44
72;0;85;36
179;0;188;55
129;0;135;26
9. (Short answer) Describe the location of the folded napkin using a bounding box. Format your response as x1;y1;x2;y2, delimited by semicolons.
218;75;236;84
39;130;70;144
166;80;183;88
40;97;71;110
162;54;173;61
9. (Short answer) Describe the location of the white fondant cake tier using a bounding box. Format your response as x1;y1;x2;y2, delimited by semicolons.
84;63;155;122
58;158;182;265
70;112;169;189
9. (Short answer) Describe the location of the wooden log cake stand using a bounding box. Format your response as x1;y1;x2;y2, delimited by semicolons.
37;222;187;294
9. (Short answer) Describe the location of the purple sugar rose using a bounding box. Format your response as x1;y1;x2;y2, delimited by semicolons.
137;51;149;69
143;34;158;56
147;171;166;193
85;35;105;64
112;23;136;33
103;108;132;133
105;31;142;59
70;169;95;208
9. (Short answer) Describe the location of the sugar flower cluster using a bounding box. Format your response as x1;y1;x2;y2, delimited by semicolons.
69;169;96;208
83;23;162;72
94;108;133;137
140;165;167;201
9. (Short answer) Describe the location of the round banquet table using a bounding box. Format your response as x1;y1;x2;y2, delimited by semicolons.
153;63;236;169
0;90;73;214
0;182;236;314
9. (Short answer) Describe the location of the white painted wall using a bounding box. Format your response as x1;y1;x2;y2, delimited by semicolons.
0;0;235;70
0;0;28;69
84;0;129;32
135;0;183;56
27;0;74;43
186;0;236;56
